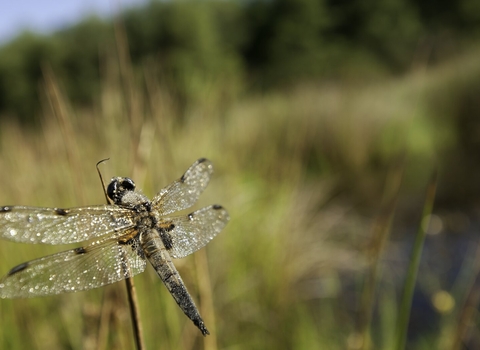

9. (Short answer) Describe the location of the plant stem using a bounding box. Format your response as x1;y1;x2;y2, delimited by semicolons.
124;276;145;350
395;169;437;350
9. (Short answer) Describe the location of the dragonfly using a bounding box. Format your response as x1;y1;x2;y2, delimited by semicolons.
0;158;229;336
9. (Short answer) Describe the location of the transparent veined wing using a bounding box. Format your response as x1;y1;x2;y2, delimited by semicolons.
0;205;136;244
157;204;230;259
152;158;214;215
0;236;146;298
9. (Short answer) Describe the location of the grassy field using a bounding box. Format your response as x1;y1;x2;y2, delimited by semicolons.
0;42;479;349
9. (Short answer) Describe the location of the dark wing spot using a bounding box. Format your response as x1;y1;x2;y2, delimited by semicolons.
188;212;194;221
74;247;87;255
166;223;175;232
0;206;12;213
8;262;28;276
181;158;207;182
55;208;70;216
212;204;223;210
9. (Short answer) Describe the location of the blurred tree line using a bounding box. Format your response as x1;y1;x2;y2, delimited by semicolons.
0;0;479;123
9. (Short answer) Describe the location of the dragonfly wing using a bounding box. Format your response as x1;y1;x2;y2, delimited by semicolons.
152;158;214;215
158;205;230;259
0;235;146;298
0;205;135;244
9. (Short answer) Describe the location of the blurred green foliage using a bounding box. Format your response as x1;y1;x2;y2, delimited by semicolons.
1;0;480;122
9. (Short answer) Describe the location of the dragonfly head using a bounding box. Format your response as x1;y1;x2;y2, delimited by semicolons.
107;177;136;205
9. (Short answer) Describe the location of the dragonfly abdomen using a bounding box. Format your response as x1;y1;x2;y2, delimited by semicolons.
140;230;210;336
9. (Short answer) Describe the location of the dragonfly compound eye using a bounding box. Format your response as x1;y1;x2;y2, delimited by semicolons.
107;177;136;203
120;178;136;192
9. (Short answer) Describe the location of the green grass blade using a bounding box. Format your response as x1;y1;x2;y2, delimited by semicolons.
360;160;404;350
395;169;438;350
